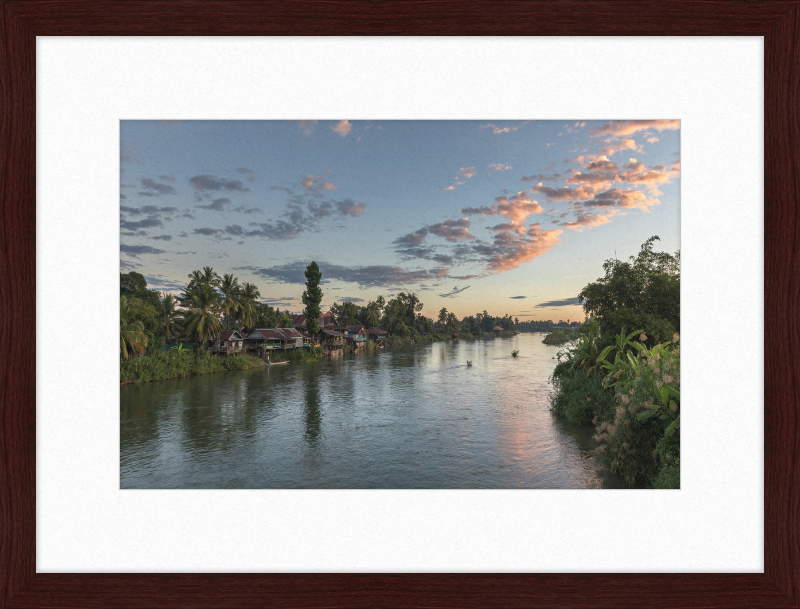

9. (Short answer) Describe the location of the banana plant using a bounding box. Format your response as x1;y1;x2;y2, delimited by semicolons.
637;384;680;436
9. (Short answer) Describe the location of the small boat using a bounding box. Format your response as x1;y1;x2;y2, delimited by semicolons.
268;360;290;366
466;360;472;367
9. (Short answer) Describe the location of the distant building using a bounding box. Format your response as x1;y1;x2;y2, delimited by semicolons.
208;330;244;354
343;325;368;347
493;325;504;337
366;327;388;346
244;328;304;354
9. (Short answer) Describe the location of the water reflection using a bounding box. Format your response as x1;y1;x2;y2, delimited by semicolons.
303;369;322;444
121;333;628;489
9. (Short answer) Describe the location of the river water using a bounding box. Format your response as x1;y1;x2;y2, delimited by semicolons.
120;333;626;489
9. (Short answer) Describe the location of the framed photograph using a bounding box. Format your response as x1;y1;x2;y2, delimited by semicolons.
2;1;797;607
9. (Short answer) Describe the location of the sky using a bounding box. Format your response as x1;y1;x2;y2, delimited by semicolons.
120;120;680;321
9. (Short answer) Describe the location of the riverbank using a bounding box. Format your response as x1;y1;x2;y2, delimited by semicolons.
121;350;267;384
122;333;521;384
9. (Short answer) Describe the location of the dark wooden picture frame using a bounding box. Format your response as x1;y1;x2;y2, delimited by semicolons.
1;1;797;607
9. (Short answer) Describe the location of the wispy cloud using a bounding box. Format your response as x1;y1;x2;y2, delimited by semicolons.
240;262;450;289
138;178;177;197
331;120;352;137
439;285;471;298
590;120;680;138
535;297;581;308
297;120;319;136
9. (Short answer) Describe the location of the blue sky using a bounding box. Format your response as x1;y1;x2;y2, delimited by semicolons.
120;120;680;321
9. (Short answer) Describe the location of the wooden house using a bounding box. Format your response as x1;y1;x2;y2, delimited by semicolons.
244;328;304;354
366;327;388;346
343;324;368;347
318;328;347;349
208;330;244;354
493;325;504;337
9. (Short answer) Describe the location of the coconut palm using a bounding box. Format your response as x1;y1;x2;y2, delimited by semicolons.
187;266;221;289
184;283;223;344
446;311;461;338
120;296;147;359
159;293;181;345
238;282;261;330
365;302;380;327
218;273;242;330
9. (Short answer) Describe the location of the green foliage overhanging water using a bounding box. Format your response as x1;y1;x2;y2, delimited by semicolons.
549;236;680;488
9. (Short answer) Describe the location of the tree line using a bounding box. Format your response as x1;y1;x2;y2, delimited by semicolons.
549;236;681;488
120;261;524;358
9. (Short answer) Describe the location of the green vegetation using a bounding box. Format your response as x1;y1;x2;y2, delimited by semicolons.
542;328;578;345
302;261;323;334
121;350;266;384
549;237;680;488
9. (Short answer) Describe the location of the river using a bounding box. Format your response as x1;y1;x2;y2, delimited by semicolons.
120;332;626;489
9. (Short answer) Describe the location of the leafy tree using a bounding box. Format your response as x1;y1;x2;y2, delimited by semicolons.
375;295;385;313
159;293;181;345
329;300;358;326
302;261;323;334
445;311;461;338
184;283;223;344
187;266;221;290
121;271;147;297
438;307;448;324
579;236;680;347
120;296;148;359
219;273;242;330
397;292;423;331
238;283;261;330
365;301;381;327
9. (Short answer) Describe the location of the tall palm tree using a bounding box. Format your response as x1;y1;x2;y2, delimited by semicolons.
365;302;380;327
187;267;221;290
184;283;223;344
238;282;261;330
218;273;242;330
160;293;180;345
446;311;461;338
120;296;147;359
202;266;221;287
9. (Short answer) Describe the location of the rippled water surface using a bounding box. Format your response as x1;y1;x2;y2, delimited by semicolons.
121;333;625;488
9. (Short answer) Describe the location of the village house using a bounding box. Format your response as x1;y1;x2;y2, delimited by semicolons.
366;327;388;346
208;330;244;354
244;328;304;355
343;324;368;347
493;325;504;337
290;311;337;340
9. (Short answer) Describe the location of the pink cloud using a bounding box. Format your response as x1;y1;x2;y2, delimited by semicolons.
459;167;477;178
302;174;338;191
529;183;595;202
591;120;680;138
331;120;352;137
297;120;319;136
488;163;512;174
462;191;544;222
560;209;623;232
428;218;474;242
486;224;562;272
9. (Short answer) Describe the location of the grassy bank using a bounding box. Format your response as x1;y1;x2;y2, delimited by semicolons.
542;328;578;345
268;346;323;363
121;350;266;384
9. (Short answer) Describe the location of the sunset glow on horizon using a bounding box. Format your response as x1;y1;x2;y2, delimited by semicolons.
120;120;680;322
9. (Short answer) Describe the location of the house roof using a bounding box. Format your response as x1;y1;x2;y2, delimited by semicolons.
493;326;504;331
293;314;335;329
219;330;243;341
344;325;366;332
366;327;387;335
320;328;346;338
249;328;304;340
